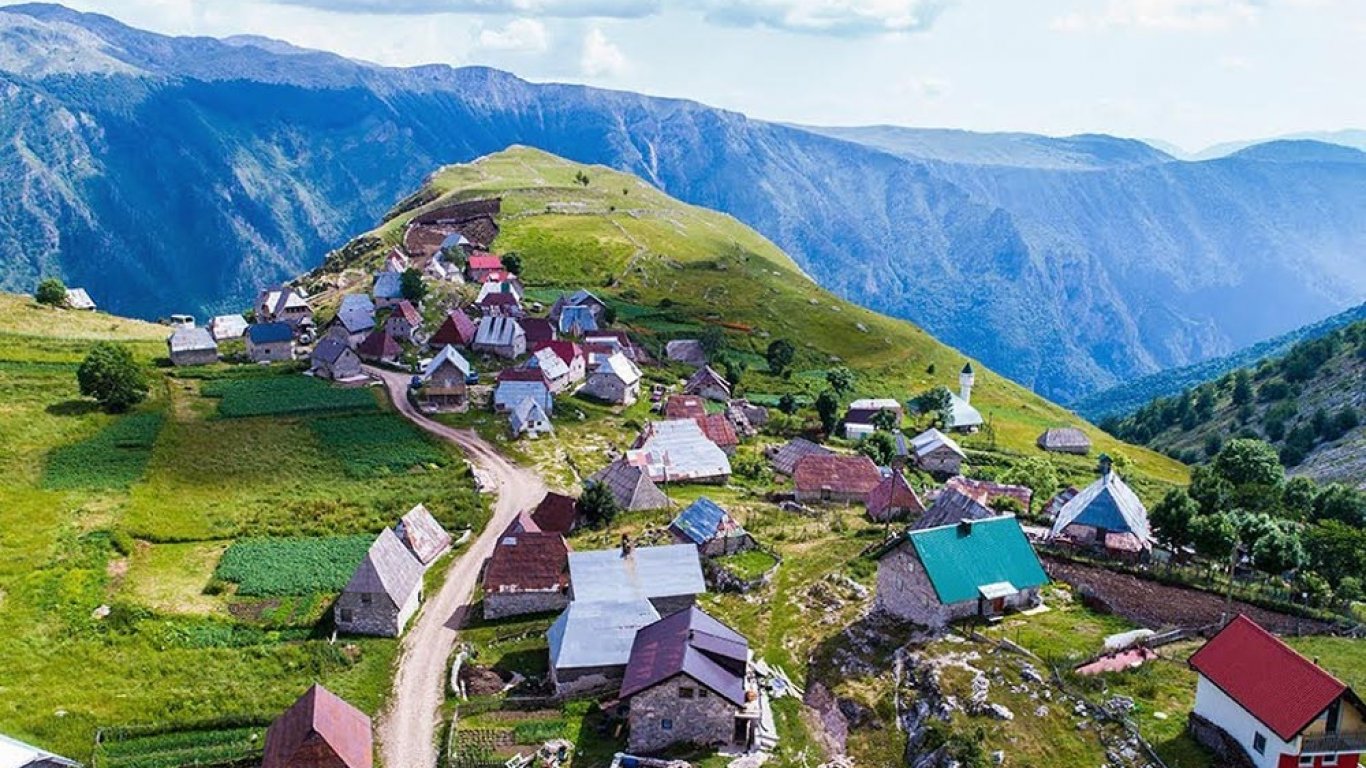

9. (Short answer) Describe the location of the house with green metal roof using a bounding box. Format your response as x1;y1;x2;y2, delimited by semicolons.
874;515;1047;628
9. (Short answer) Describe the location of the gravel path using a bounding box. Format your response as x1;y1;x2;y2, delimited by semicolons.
367;366;548;768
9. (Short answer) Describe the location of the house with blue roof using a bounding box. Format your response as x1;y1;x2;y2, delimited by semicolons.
1047;455;1152;555
557;304;599;336
874;515;1047;627
669;497;755;557
246;322;295;363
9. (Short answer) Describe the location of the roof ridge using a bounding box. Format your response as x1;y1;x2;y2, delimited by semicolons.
1229;614;1347;688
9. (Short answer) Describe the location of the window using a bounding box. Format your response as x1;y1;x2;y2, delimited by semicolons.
360;594;373;605
679;687;695;699
1300;757;1316;768
698;689;709;698
661;719;673;731
338;608;354;623
1253;733;1266;755
1323;755;1339;768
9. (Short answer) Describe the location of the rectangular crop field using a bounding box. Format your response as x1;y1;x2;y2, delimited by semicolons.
214;535;374;596
309;413;448;477
41;411;164;490
96;723;265;768
201;376;377;418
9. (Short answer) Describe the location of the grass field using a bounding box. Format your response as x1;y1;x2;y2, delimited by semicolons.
0;294;482;761
201;375;379;418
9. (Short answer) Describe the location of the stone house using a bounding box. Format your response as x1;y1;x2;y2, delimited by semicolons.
549;289;608;326
208;314;248;342
628;420;732;485
509;397;553;438
1047;456;1152;555
914;489;999;530
529;342;586;393
355;329;402;365
472;316;526;359
478;291;524;319
493;369;553;414
64;287;96;311
418;345;472;411
570;541;705;618
587;460;670;512
664;339;707;368
767;438;832;476
335;528;424;637
310;338;363;382
482;522;570;620
371;271;403;310
331;294;376;347
669;497;755;557
246;322;295;363
866;468;926;524
692;413;739;455
384;300;423;343
945;475;1034;513
792;454;881;505
257;286;313;330
548;599;661;698
684;365;732;402
581;352;642;405
1038;427;1092;455
904;428;967;476
874;516;1047;628
262;684;372;768
167;327;219;366
619;607;758;755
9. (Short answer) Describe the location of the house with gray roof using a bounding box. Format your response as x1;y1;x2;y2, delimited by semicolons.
913;488;998;530
767;437;832;476
332;294;376;347
167;327;219;367
568;541;705;616
246;322;295;363
256;286;313;329
63;287;96;311
581;351;641;405
494;369;552;413
684;365;732;402
548;599;661;697
510;397;553;438
1048;456;1152;554
208;314;249;342
906;428;967;475
335;528;424;637
395;504;452;566
1037;427;1092;455
472;316;526;359
619;607;758;754
665;339;707;368
372;271;404;309
0;732;81;767
418;345;472;411
628;420;732;485
587;459;670;512
310;337;363;382
549;289;607;325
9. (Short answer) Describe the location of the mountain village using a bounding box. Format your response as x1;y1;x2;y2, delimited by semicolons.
3;158;1364;768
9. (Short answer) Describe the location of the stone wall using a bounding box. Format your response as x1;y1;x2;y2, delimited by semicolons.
171;349;219;367
552;664;626;699
483;590;568;621
248;340;293;362
627;674;739;754
918;448;963;475
335;591;401;637
876;544;952;627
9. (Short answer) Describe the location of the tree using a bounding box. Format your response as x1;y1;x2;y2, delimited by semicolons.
858;430;897;466
1311;483;1366;527
77;342;149;413
1251;525;1306;575
998;456;1059;508
778;393;799;415
699;325;726;357
815;390;840;435
722;358;747;390
1281;476;1319;522
400;268;427;303
35;277;68;307
1150;488;1199;550
1304;520;1366;587
766;339;796;376
579;482;619;527
871;408;899;432
502;253;523;275
825;366;855;396
1231;370;1253;405
573;170;591;186
1212;439;1284;512
912;386;954;428
1190;512;1238;561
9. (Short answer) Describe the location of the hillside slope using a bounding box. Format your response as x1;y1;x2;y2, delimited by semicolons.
1102;316;1366;487
311;146;1187;489
1076;300;1366;421
1;6;1365;403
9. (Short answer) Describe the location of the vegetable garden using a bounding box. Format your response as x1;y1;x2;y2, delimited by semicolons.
94;722;265;768
201;377;377;418
214;535;373;596
310;413;448;477
42;411;165;490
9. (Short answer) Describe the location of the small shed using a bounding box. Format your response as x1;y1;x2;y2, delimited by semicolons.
208;314;249;342
510;397;553;438
665;339;707;368
767;437;832;476
587;459;670;512
64;287;96;311
1038;427;1092;455
167;327;219;367
914;488;998;530
684;365;732;402
669;496;754;557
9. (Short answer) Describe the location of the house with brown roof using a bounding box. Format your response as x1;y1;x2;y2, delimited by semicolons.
618;607;759;754
477;290;524;319
355;329;402;365
482;524;570;620
768;437;832;476
684;365;732;402
522;318;557;348
395;504;452;566
428;311;478;349
664;395;707;420
1188;615;1366;768
694;413;739;455
262;685;372;768
945;475;1033;513
335;529;424;637
531;492;581;534
1037;427;1092;455
588;459;670;512
417;345;472;411
866;468;926;523
384;300;423;343
793;454;881;504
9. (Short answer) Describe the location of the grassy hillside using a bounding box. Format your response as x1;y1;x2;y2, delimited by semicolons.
1076;300;1366;420
312;146;1186;493
1103;316;1366;486
0;293;483;760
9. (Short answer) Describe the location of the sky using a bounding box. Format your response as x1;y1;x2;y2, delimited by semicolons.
50;0;1366;152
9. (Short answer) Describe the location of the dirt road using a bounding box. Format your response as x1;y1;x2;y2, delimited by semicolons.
367;366;548;768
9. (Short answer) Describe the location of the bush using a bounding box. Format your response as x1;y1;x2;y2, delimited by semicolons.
78;342;149;412
35;277;67;306
215;535;374;596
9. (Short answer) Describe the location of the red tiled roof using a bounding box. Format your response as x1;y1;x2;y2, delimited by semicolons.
695;413;738;448
1188;615;1348;741
392;300;422;326
523;319;556;346
867;470;926;519
483;530;569;594
430;311;477;346
531;492;580;534
262;685;373;768
793;454;881;495
497;368;548;384
664;395;707;420
534;340;582;367
468;253;503;270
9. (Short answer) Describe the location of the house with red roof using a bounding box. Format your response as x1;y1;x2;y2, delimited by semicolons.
531;492;582;535
1188;615;1365;768
482;523;570;620
617;606;759;754
262;684;372;768
664;395;707;420
792;454;881;505
465;252;505;282
693;413;739;455
866;467;926;523
428;310;478;349
384;299;423;343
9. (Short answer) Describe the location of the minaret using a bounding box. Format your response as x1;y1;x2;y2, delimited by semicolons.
959;363;975;403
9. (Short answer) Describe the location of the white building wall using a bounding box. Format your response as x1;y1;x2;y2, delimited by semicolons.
1194;674;1297;768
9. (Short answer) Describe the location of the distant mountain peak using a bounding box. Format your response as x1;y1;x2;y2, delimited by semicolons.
1227;139;1366;164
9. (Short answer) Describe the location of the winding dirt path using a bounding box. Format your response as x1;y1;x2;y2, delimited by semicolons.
367;366;548;768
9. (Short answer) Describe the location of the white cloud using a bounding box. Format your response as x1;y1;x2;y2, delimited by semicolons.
896;75;951;100
580;26;627;76
1052;0;1265;32
477;17;549;51
267;0;661;17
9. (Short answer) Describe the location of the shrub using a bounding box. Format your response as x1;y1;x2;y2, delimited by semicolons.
78;342;149;412
35;277;67;306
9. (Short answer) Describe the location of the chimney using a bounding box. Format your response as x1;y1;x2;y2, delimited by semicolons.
959;363;975;404
1098;454;1114;476
620;534;633;558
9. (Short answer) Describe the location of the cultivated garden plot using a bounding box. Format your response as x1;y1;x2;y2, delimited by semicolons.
214;535;374;597
201;374;378;418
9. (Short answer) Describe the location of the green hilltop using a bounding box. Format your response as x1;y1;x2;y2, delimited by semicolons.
313;145;1187;491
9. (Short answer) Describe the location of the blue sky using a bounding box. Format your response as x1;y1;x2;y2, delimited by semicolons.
61;0;1366;151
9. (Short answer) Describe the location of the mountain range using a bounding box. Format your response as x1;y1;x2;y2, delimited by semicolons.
2;3;1365;403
